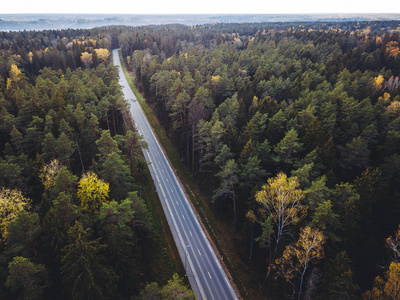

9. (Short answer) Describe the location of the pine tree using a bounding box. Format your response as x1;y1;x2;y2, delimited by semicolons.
6;256;49;300
61;221;116;299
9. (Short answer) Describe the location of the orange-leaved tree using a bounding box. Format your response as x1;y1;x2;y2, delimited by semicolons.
363;225;400;299
275;226;325;300
363;262;400;300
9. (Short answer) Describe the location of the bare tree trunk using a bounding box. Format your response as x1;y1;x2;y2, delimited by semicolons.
298;267;307;300
265;236;280;285
249;222;254;260
76;138;85;172
104;108;110;131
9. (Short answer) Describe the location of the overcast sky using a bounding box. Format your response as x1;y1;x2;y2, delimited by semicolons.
1;0;399;14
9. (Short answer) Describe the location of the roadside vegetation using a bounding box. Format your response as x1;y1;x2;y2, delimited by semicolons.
1;20;400;299
119;21;400;299
0;29;190;299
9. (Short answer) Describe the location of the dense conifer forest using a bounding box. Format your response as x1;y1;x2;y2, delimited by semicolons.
1;20;400;299
118;21;400;299
0;27;195;299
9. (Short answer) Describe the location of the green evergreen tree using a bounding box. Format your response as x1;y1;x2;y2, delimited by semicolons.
160;273;196;300
61;221;116;299
320;251;359;300
6;256;49;300
274;128;304;170
212;159;238;231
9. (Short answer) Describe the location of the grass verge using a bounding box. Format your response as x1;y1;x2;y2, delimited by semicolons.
137;161;185;283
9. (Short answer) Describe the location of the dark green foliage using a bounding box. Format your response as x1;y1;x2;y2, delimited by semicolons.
61;221;117;300
309;200;341;243
43;192;81;254
117;20;400;299
2;20;400;299
0;156;23;190
6;256;49;300
160;273;196;300
97;195;149;296
274;128;304;170
99;151;134;201
3;211;42;260
49;167;78;200
137;282;161;300
0;32;163;299
320;251;360;300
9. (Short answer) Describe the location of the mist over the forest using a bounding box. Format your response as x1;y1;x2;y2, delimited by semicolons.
1;13;400;31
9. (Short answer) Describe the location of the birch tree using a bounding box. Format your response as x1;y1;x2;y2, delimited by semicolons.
275;226;325;300
254;172;307;252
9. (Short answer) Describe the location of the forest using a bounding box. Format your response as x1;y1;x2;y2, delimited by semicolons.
118;20;400;299
0;20;400;299
0;27;195;299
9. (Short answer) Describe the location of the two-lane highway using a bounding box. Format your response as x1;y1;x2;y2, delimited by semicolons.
113;49;238;300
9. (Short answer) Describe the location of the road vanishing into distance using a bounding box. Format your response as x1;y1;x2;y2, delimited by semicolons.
113;49;238;300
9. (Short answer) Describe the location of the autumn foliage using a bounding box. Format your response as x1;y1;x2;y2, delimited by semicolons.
363;262;400;300
275;226;325;299
94;48;110;63
0;37;170;299
77;172;109;214
254;173;307;244
39;159;62;192
0;187;31;243
1;19;400;299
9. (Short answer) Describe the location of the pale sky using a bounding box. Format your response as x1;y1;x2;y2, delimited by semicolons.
1;0;399;14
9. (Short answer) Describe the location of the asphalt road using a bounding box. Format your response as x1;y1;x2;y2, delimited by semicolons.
113;49;238;300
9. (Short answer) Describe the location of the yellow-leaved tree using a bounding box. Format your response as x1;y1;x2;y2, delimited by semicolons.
387;101;400;113
374;74;385;91
275;226;325;300
211;75;221;85
39;159;62;192
80;52;92;69
77;172;109;214
385;263;400;300
28;51;34;63
364;225;400;299
94;48;110;63
9;64;22;81
6;64;23;90
0;187;31;243
254;172;307;250
363;262;400;300
247;172;307;283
